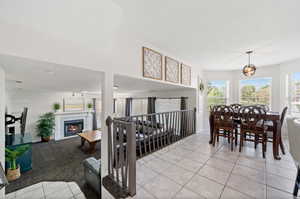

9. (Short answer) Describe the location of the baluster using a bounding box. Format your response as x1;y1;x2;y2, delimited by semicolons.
136;116;142;158
113;121;119;183
158;113;163;148
175;111;179;142
154;114;159;150
106;117;113;176
171;112;175;143
119;122;125;188
151;114;157;151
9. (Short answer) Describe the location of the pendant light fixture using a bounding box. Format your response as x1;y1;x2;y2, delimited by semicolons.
242;50;256;77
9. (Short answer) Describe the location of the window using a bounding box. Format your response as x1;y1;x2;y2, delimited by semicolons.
239;78;272;106
156;99;181;112
289;72;300;113
131;99;147;115
207;80;229;107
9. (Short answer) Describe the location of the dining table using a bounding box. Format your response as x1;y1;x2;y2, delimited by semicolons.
209;110;282;160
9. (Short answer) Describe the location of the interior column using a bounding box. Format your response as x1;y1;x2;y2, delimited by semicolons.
100;71;114;186
0;67;6;198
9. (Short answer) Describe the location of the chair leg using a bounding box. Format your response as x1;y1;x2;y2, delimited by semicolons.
262;134;266;159
212;130;217;147
217;131;220;142
239;131;243;152
264;134;267;153
235;129;238;146
294;167;300;197
254;134;258;149
279;137;286;155
231;131;234;151
227;131;230;143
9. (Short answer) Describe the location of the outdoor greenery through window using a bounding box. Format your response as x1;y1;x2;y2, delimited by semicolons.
289;72;300;113
207;80;228;108
239;78;272;106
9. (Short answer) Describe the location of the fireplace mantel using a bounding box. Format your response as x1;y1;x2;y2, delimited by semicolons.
54;110;94;116
54;111;93;140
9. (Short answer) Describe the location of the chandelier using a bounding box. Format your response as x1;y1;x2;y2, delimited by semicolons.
242;51;256;77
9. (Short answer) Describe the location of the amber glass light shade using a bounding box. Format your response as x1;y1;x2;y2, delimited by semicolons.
243;64;256;77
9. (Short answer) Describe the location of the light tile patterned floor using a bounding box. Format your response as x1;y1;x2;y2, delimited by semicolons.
130;133;299;199
5;181;86;199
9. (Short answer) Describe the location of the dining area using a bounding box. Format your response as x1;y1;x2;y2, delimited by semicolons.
209;104;288;160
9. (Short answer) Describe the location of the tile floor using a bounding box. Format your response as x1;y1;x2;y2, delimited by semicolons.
5;181;86;199
128;133;299;199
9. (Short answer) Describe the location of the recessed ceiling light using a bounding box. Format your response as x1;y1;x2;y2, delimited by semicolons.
16;80;23;84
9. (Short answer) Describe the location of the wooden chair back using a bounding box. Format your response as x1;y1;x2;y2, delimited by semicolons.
230;104;242;112
239;106;266;130
213;105;234;129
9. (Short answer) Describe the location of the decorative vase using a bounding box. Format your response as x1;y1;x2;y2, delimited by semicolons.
6;167;21;181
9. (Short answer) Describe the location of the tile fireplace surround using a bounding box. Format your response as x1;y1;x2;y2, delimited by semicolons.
54;111;93;141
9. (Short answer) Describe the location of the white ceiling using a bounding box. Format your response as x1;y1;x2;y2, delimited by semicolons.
1;0;300;71
113;0;300;70
0;54;103;92
1;54;191;93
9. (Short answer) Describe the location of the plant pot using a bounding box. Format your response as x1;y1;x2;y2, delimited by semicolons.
6;167;21;181
41;136;50;142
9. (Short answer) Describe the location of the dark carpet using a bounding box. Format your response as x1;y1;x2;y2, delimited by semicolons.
5;137;101;199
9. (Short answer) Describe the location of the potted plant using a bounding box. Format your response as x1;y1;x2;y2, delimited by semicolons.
36;112;55;142
53;103;61;112
87;103;93;111
5;145;30;181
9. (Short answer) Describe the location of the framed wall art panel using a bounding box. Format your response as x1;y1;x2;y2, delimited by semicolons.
142;47;163;80
181;64;191;86
165;56;180;83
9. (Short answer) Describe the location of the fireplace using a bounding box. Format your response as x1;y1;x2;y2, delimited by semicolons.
64;119;84;137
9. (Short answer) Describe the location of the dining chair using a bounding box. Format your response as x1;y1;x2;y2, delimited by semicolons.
239;106;267;158
265;107;288;154
212;105;237;151
230;104;242;125
286;117;300;197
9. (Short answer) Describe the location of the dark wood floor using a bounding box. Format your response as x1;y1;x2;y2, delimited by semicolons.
6;137;101;199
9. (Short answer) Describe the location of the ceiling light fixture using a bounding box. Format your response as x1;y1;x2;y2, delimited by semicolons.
242;51;256;77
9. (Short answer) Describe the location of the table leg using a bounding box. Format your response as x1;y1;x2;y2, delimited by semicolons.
80;138;85;147
272;120;281;160
209;113;214;144
89;142;97;154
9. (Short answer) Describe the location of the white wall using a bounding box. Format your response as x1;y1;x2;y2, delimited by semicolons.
0;67;5;199
6;89;101;142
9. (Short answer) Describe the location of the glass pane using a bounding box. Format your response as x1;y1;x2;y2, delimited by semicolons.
239;78;272;106
207;80;227;108
291;72;300;113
